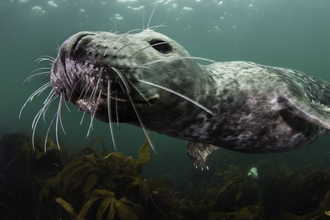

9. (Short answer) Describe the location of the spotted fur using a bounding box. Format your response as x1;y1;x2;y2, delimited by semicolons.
45;30;330;167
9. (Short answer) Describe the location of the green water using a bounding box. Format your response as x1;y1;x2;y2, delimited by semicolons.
1;0;330;179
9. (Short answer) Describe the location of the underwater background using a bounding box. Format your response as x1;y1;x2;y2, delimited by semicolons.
2;0;330;219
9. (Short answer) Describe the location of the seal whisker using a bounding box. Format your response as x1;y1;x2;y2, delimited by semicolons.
112;43;133;57
42;89;58;123
19;82;52;118
111;67;131;93
103;48;115;57
44;112;57;153
80;111;87;125
23;68;50;84
113;29;142;49
86;92;98;137
43;95;65;152
103;26;118;49
111;32;142;56
111;66;155;152
30;66;50;73
115;95;120;128
86;86;102;137
107;81;117;150
32;108;45;150
55;95;65;147
31;92;49;130
128;80;152;105
31;91;58;150
41;93;59;130
78;83;92;105
132;65;151;69
126;87;156;153
148;23;167;31
143;56;216;66
69;78;86;102
86;68;105;137
63;101;71;113
77;83;93;124
146;1;159;30
35;56;55;63
137;79;215;116
104;28;142;56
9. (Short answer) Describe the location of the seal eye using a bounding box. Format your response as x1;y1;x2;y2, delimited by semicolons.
149;39;172;54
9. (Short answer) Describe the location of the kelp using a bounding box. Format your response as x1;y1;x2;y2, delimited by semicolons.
214;167;260;211
3;131;330;219
208;205;268;220
56;189;143;220
0;131;66;219
0;131;66;183
0;132;179;220
176;163;330;219
39;136;178;220
298;190;330;220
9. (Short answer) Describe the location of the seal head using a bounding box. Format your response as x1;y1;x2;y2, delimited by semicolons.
50;30;212;130
50;30;330;168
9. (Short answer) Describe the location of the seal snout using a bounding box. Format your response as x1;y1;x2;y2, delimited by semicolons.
50;31;161;112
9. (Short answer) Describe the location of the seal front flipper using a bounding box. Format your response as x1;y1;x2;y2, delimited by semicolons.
285;96;330;130
186;141;218;169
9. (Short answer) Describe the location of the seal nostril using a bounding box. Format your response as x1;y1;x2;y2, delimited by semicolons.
149;39;172;54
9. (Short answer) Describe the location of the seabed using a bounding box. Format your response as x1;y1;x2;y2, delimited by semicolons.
1;131;330;220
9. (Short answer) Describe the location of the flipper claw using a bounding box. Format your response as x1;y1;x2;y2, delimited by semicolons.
186;141;218;169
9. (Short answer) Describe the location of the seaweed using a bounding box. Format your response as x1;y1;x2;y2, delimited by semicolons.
55;190;143;220
208;205;268;220
39;136;179;219
3;131;330;219
0;132;181;220
214;167;261;211
0;131;66;219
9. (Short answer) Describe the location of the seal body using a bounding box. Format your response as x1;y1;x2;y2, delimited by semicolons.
50;30;330;167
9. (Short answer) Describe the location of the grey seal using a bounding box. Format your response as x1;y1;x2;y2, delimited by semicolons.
33;29;330;168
